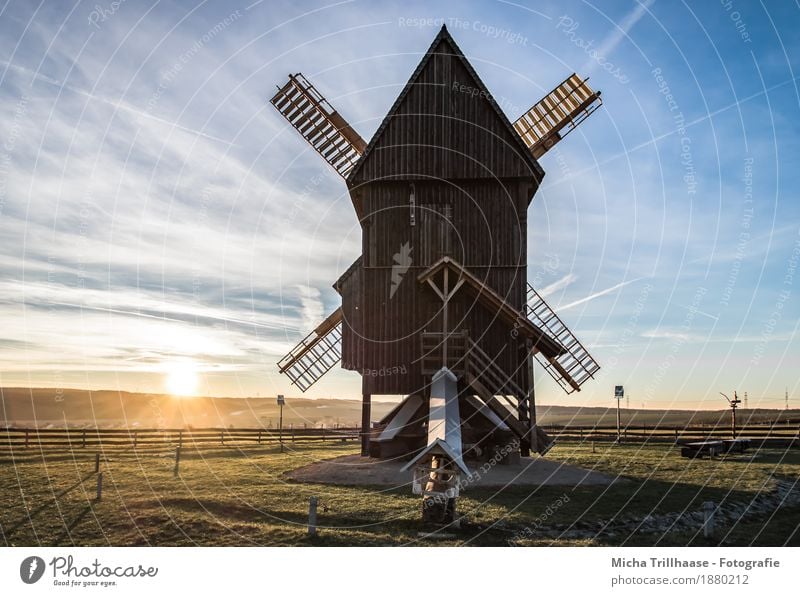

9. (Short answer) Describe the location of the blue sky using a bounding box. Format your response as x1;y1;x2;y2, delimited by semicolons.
0;0;797;408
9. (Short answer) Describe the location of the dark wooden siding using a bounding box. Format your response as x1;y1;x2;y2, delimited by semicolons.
344;178;534;395
339;30;542;395
337;261;364;373
350;37;540;183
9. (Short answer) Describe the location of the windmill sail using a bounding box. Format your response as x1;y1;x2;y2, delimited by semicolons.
277;308;343;392
525;284;600;394
513;73;602;158
270;73;366;178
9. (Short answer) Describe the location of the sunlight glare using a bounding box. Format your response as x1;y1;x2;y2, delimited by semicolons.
165;362;199;397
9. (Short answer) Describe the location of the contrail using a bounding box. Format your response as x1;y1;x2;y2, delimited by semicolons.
558;277;643;311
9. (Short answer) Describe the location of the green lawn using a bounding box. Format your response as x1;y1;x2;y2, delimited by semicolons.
1;440;798;546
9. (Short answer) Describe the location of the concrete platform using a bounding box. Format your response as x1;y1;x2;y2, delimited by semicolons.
284;454;616;488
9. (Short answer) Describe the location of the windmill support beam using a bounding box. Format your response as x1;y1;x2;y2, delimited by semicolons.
527;348;538;452
361;390;371;456
517;397;531;457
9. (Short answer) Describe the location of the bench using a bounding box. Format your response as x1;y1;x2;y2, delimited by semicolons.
680;438;751;459
722;438;750;454
681;440;724;459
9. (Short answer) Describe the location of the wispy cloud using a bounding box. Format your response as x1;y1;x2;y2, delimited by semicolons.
0;1;796;405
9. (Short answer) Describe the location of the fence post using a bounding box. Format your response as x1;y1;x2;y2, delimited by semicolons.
703;501;716;538
178;430;183;450
292;428;295;443
221;431;224;446
95;453;100;473
25;430;29;448
82;429;87;448
133;431;138;449
308;496;318;537
257;430;262;445
322;425;325;443
174;447;181;477
96;472;103;501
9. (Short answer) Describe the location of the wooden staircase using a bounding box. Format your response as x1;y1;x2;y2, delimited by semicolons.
420;331;554;454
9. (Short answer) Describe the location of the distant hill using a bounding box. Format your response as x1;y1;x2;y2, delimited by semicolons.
1;387;797;429
536;403;799;427
0;387;391;429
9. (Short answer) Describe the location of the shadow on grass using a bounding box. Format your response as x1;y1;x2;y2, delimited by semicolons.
2;471;96;541
53;504;96;546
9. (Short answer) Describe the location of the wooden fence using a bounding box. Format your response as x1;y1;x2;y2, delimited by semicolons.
540;423;800;446
2;423;798;450
0;426;359;449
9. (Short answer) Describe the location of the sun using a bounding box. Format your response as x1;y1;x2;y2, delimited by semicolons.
165;362;199;397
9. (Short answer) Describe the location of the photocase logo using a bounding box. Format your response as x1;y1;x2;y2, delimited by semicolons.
389;242;413;298
20;556;45;584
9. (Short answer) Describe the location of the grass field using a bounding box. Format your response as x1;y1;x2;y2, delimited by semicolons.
1;440;799;547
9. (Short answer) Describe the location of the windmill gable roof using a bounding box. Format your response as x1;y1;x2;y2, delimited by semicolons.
347;26;545;184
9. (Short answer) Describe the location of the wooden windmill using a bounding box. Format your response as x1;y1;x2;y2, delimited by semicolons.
271;27;602;486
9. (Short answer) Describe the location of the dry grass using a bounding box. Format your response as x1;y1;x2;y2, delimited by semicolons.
1;440;798;546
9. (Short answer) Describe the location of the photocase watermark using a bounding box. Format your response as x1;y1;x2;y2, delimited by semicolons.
556;16;629;84
643;285;707;401
390;241;413;299
508;493;571;545
451;81;524;118
720;156;754;307
145;10;243;114
751;228;799;366
358;364;408;378
720;0;752;44
422;439;521;508
20;555;158;587
601;282;653;376
652;67;696;195
0;94;28;218
514;253;561;339
20;556;46;584
282;167;330;229
87;0;128;29
398;17;528;46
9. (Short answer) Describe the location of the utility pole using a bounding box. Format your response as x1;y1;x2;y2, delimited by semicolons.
787;387;790;411
720;391;741;439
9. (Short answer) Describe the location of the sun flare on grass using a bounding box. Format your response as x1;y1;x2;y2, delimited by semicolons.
165;362;199;397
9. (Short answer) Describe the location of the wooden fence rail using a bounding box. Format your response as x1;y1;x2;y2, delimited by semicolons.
2;423;797;449
540;423;800;445
0;426;359;449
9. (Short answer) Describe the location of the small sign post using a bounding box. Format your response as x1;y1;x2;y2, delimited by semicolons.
277;394;285;453
614;386;624;444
